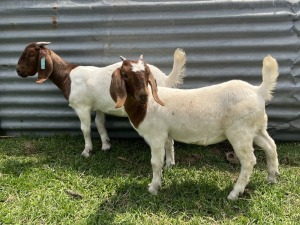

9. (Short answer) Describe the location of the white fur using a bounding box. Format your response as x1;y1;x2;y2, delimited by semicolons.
131;60;145;72
69;49;186;159
126;55;279;200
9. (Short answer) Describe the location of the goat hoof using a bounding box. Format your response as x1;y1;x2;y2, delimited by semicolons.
101;141;111;151
101;146;110;151
165;161;175;169
266;176;277;184
266;171;279;184
227;192;239;201
81;150;91;158
148;186;158;195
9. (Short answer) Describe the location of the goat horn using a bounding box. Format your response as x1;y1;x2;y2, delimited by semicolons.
120;56;127;61
139;55;144;61
36;42;51;47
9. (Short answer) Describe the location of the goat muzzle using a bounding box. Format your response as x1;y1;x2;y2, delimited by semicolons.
139;94;148;103
16;65;28;77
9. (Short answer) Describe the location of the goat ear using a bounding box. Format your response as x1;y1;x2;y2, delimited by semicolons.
36;48;53;84
146;66;165;106
110;68;127;108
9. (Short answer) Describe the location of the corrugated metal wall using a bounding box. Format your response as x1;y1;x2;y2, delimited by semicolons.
0;0;300;140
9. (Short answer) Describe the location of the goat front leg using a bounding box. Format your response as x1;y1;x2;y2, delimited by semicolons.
165;139;175;168
75;108;93;157
95;111;111;151
148;144;165;195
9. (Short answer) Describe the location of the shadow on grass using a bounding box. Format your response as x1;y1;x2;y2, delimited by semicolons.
1;135;297;179
0;135;238;177
86;178;250;224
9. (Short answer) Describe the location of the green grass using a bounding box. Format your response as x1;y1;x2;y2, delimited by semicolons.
0;135;299;224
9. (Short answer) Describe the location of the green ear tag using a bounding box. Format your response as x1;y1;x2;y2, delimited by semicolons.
41;57;46;70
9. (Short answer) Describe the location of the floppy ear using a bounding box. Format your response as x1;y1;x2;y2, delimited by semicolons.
110;68;127;108
36;48;53;84
146;66;165;106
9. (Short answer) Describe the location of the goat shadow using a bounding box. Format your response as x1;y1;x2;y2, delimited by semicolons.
85;178;255;224
0;135;243;178
0;134;277;180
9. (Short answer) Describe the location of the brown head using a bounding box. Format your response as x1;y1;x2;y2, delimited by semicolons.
110;55;165;128
16;42;53;84
110;55;165;108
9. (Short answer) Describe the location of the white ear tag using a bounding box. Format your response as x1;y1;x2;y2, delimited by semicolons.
41;57;46;70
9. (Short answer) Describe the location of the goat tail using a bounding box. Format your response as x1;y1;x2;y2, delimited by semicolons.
166;48;186;88
258;55;279;101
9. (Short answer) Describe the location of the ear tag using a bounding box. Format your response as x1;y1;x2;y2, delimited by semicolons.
41;57;46;70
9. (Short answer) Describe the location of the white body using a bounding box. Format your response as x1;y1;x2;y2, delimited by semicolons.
129;56;279;200
69;63;127;117
69;49;186;158
140;81;265;146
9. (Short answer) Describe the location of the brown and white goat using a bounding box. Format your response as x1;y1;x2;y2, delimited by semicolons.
16;42;186;161
110;55;279;200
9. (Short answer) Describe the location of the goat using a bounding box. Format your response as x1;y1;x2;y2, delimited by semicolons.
110;55;279;200
16;42;186;162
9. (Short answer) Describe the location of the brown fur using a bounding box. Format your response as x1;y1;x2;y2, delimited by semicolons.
110;68;127;108
16;42;78;100
124;96;148;128
110;58;164;128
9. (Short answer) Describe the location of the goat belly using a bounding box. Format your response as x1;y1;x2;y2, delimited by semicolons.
169;126;226;146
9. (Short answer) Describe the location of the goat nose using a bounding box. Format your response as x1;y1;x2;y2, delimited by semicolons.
140;94;148;102
16;65;26;77
16;65;22;73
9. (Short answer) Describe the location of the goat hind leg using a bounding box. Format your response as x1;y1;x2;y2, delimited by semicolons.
254;130;279;183
95;111;111;151
227;141;256;200
75;108;93;157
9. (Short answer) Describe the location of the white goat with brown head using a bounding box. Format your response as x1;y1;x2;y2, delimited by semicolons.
110;55;279;200
16;42;186;161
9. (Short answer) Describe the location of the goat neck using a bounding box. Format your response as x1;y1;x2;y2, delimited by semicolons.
48;50;78;100
124;95;147;128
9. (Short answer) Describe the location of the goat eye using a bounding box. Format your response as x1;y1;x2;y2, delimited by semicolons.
122;72;128;79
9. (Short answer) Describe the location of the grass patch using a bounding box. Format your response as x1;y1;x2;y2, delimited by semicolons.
0;135;299;224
